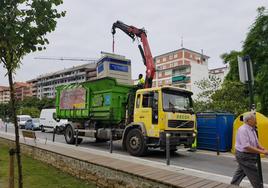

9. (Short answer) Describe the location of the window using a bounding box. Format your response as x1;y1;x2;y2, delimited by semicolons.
156;59;160;63
157;65;162;70
162;89;192;112
163;57;166;62
174;54;178;58
169;55;173;60
136;94;141;108
142;92;155;108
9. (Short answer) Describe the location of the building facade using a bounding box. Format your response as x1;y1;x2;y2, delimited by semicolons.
14;82;33;101
0;86;10;104
153;48;209;98
209;66;229;83
27;63;97;99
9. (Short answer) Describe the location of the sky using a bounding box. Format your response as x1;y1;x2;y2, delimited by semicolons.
0;0;267;85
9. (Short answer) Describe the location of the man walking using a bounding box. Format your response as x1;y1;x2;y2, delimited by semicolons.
231;112;268;188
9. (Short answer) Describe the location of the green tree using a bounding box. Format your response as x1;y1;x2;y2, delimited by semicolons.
17;96;55;111
0;103;12;120
194;77;248;116
194;76;221;112
220;51;242;81
211;81;248;116
243;7;268;114
0;1;65;187
18;107;40;118
223;7;268;115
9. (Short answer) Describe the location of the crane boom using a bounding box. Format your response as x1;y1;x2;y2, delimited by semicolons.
112;21;155;88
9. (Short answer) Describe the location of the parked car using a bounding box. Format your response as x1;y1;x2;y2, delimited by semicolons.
25;118;41;131
17;115;32;129
39;109;67;133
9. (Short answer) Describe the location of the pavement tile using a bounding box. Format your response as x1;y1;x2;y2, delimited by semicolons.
168;175;197;185
160;173;186;182
186;179;213;188
178;177;206;187
199;181;223;188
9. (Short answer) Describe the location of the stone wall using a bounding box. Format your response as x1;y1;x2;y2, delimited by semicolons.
0;138;172;188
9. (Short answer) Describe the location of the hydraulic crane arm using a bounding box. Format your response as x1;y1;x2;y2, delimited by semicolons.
112;21;155;88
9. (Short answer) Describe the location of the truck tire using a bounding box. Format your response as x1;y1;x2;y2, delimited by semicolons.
65;125;75;144
125;129;147;156
64;125;83;144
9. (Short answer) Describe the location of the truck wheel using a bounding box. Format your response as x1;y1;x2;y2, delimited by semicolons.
126;129;147;156
65;125;75;144
65;125;83;144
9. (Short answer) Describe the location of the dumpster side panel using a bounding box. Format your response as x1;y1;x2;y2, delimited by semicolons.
197;113;234;152
196;114;217;150
56;77;133;124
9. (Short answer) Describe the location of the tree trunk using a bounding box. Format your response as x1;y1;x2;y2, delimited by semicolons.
8;70;23;188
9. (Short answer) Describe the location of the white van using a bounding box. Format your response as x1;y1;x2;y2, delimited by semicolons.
39;109;67;132
17;115;32;129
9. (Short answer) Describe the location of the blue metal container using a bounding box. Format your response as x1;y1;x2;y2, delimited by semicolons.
196;113;234;152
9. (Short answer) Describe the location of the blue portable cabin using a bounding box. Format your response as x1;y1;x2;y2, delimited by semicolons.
196;113;234;152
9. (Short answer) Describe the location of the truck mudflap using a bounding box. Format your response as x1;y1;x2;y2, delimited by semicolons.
159;131;196;148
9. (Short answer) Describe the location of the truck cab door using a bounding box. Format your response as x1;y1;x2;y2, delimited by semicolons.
134;92;158;137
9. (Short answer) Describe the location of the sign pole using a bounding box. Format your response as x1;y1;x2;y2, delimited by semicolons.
243;55;263;186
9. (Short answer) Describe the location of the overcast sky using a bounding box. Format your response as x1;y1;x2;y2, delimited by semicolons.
0;0;267;85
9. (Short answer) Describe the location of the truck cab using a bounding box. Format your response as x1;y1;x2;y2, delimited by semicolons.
123;86;196;156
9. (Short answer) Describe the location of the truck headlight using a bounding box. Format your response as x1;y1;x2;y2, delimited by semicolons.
193;132;196;137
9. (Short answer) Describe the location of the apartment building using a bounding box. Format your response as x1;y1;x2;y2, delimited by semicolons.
153;48;209;98
0;86;10;104
14;82;33;101
27;63;97;99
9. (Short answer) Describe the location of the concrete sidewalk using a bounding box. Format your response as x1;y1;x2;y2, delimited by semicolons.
0;131;264;188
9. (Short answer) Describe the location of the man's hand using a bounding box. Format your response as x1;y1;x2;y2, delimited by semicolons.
263;150;268;156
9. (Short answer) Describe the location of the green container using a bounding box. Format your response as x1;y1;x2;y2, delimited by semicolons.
55;77;133;125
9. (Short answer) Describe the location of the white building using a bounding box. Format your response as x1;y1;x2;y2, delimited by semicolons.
28;63;97;99
209;66;229;83
153;48;209;98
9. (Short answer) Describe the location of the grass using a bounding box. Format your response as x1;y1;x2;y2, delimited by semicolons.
0;144;96;188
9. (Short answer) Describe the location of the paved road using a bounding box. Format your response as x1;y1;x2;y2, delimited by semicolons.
1;123;268;184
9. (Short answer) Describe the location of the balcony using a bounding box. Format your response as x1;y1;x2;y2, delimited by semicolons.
172;75;190;83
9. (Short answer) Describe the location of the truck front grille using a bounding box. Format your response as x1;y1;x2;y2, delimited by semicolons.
168;120;194;129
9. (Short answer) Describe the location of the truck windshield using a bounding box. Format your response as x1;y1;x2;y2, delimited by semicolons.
162;89;192;113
